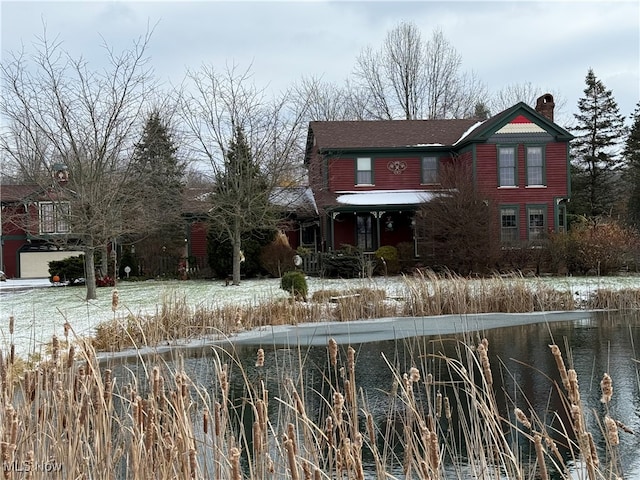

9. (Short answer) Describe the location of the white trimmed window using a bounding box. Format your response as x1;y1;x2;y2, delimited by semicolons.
421;156;438;184
356;157;373;185
527;206;545;241
39;201;70;234
498;146;516;187
526;146;545;186
500;207;518;243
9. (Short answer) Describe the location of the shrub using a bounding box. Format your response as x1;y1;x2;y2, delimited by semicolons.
48;255;84;284
259;231;295;277
280;270;308;301
555;220;639;275
320;246;369;278
374;245;400;275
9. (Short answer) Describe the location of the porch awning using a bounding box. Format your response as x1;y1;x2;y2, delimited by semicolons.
335;189;440;207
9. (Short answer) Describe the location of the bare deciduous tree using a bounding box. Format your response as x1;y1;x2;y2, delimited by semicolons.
416;160;497;274
490;81;568;124
1;30;156;299
180;64;309;285
352;23;487;120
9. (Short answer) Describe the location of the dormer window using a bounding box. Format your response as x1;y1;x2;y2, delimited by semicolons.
356;157;373;185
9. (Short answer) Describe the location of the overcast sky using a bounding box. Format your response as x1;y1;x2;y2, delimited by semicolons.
2;0;639;128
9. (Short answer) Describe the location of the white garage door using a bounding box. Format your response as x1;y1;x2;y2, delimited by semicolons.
19;251;83;278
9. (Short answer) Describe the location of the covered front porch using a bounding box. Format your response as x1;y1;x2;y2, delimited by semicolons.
323;189;439;253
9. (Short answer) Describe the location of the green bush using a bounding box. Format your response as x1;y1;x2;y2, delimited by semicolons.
280;271;308;301
320;252;362;278
49;255;85;283
374;245;400;275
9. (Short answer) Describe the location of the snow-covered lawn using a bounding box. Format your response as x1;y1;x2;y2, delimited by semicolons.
1;274;638;356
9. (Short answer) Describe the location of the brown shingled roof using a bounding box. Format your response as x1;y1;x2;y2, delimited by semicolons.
309;119;481;150
0;184;42;202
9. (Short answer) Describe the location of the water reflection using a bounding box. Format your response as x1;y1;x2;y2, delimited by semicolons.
112;310;640;478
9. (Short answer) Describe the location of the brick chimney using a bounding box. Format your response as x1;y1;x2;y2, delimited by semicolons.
535;94;555;122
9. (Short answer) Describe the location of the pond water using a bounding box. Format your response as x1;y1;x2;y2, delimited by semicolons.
113;309;640;479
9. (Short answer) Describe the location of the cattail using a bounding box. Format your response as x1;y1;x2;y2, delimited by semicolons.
567;369;580;404
284;435;299;480
25;450;34;480
230;447;241;480
347;346;355;375
534;435;549;480
328;338;338;367
103;369;113;404
63;321;71;341
8;316;14;336
325;416;334;448
111;289;119;312
210;402;220;439
477;342;493;385
587;431;599;467
366;412;376;445
605;415;619;446
409;367;420;383
549;344;570;391
571;404;583;432
255;348;264;367
435;391;442;418
189;448;197;479
153;366;161;399
203;409;209;435
52;335;59;363
515;408;532;430
429;427;439;471
66;345;75;369
287;423;297;455
344;379;353;406
426;372;433;385
444;396;451;420
600;373;613;404
9;344;14;366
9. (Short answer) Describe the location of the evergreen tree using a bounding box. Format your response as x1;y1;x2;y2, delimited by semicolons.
209;126;274;284
623;102;640;229
129;111;186;275
570;69;626;218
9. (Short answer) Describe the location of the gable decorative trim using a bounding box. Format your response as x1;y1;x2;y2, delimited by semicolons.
387;160;407;175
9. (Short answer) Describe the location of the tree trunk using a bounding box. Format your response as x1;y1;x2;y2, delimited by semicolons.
84;245;98;300
100;246;109;278
232;218;242;286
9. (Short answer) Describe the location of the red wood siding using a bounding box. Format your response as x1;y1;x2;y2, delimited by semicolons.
475;143;568;201
188;221;209;258
334;214;356;248
328;155;449;191
475;141;569;241
2;239;23;278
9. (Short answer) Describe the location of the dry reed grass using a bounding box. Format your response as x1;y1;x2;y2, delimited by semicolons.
1;325;633;480
91;273;637;352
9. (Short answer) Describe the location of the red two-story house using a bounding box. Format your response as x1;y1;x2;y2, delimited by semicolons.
305;94;573;254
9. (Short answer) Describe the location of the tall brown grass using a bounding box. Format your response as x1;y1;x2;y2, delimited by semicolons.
0;327;634;479
92;272;639;352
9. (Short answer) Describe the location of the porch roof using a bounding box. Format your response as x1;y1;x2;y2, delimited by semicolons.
334;189;439;207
